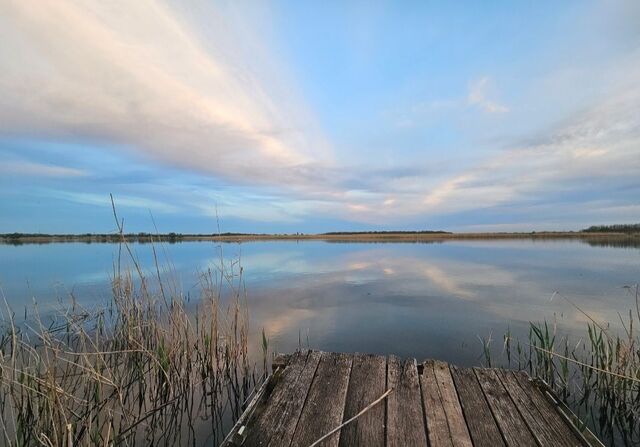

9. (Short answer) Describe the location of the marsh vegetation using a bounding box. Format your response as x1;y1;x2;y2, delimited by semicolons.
0;229;265;446
487;289;640;446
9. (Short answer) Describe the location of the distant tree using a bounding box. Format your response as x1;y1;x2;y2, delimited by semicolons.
322;230;451;235
582;224;640;233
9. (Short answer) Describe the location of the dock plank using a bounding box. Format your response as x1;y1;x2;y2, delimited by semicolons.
511;371;585;446
338;354;386;447
421;360;472;447
474;368;537;447
450;367;506;447
290;352;353;447
386;356;428;447
243;350;321;447
266;351;323;447
229;351;602;447
498;369;581;447
241;351;309;446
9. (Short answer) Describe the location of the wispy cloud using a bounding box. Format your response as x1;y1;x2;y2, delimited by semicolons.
47;191;179;214
327;61;640;224
0;161;88;177
0;1;332;188
468;77;509;114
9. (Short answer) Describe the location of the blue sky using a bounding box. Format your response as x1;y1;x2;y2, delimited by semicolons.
1;0;639;233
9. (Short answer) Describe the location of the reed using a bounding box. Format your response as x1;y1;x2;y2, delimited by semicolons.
0;210;264;446
490;288;640;446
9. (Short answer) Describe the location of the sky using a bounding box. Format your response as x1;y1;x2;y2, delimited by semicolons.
1;0;639;234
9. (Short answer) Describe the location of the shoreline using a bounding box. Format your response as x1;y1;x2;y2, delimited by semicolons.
1;231;638;244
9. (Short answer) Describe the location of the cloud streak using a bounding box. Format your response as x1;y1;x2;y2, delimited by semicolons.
0;161;88;178
0;0;332;187
47;191;180;214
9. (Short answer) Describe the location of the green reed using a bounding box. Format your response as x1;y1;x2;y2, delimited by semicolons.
488;288;640;446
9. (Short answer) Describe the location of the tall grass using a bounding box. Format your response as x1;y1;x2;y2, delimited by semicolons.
0;210;264;445
491;288;640;446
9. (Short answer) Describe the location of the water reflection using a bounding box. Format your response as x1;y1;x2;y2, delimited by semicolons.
0;239;638;367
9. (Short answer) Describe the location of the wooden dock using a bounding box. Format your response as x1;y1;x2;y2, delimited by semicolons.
223;350;603;447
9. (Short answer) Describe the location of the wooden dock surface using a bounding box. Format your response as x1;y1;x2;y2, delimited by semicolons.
223;350;602;447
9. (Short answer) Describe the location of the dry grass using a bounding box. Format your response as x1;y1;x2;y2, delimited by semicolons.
0;206;264;446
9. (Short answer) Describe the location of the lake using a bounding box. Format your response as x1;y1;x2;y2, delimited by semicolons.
1;237;638;367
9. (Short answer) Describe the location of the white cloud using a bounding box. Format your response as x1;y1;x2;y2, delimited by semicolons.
0;161;88;177
432;84;637;212
0;0;332;188
468;77;509;114
354;54;640;221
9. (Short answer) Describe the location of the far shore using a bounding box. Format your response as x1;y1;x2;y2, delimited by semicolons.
2;231;639;244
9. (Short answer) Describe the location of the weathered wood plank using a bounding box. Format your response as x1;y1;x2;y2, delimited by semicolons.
242;350;320;446
290;352;353;447
497;369;569;446
474;368;537;447
386;355;427;447
450;367;506;447
420;360;472;447
510;371;585;446
235;352;601;447
265;350;323;446
338;353;386;447
241;350;309;446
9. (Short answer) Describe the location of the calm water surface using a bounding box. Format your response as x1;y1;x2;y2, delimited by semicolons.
1;239;639;366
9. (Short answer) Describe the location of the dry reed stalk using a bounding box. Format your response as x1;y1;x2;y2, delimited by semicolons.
0;205;263;446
